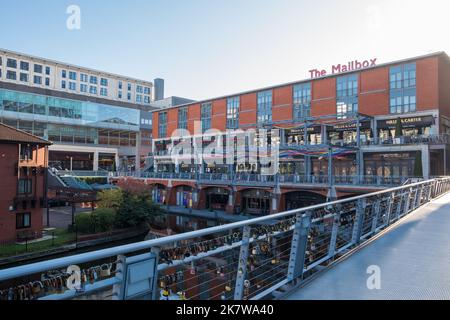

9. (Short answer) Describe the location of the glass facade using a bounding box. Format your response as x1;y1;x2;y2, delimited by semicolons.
390;63;416;114
0;89;140;147
336;74;358;119
226;96;239;129
201;103;212;132
178;107;188;130
257;90;272;124
293;83;311;120
158;112;167;138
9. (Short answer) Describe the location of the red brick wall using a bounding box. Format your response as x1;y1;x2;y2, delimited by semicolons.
187;103;201;135
166;108;178;138
273;86;293;122
417;57;439;111
212;98;227;132
439;55;450;119
239;92;257;128
311;77;336;117
359;67;389;116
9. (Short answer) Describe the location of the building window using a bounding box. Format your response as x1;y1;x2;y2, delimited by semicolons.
20;73;29;82
128;83;132;91
34;64;43;73
20;144;33;160
390;63;416;114
45;77;50;86
178;107;188;129
45;66;51;75
201;103;212;132
257;90;272;124
61;80;66;89
136;85;143;93
293;83;311;120
100;78;108;86
144;87;151;95
80;73;88;82
144;96;150;104
226;96;240;129
18;179;32;195
34;75;42;85
61;70;67;78
136;94;142;102
69;71;77;80
90;76;98;84
6;70;17;80
100;88;108;96
118;91;122;99
90;86;97;94
7;58;17;68
20;61;29;71
80;84;88;92
127;92;131;100
16;212;31;229
158;112;167;138
336;74;358;119
118;81;123;90
69;82;76;90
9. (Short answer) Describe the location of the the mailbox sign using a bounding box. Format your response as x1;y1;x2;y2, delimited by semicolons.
309;58;378;79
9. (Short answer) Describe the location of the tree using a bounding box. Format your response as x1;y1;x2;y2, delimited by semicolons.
413;151;423;177
395;118;403;138
97;189;124;211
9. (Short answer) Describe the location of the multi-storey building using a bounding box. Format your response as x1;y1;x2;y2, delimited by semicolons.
0;48;159;172
139;52;450;216
0;123;51;243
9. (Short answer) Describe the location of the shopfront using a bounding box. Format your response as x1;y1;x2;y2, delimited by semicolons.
204;187;229;210
175;186;194;207
99;153;116;171
241;189;271;215
377;115;436;140
152;185;167;204
285;126;322;146
328;120;372;146
285;191;326;210
279;159;305;175
364;152;417;177
49;151;94;170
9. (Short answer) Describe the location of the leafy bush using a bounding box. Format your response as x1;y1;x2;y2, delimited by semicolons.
75;208;116;234
97;189;124;210
95;208;116;232
79;177;108;185
114;191;164;228
75;212;97;234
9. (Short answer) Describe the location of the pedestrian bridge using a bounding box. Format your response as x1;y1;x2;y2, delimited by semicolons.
0;178;449;300
285;192;450;300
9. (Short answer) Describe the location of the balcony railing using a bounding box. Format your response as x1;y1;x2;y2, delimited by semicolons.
1;178;449;300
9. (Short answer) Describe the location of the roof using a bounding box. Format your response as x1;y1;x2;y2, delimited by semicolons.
0;123;52;145
156;51;448;112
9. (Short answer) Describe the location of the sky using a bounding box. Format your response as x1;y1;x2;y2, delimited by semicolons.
0;0;449;100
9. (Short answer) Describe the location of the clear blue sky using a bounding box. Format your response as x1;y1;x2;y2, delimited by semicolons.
1;0;448;100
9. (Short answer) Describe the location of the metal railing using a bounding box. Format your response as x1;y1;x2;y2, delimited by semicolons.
0;177;449;300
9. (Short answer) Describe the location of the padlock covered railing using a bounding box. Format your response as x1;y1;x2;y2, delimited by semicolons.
0;178;450;300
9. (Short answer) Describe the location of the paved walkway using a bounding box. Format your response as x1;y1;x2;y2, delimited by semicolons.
287;193;450;300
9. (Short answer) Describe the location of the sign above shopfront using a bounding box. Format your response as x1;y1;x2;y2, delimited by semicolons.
377;116;435;129
309;58;377;79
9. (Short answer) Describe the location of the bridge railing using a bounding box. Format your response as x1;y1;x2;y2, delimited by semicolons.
1;177;449;301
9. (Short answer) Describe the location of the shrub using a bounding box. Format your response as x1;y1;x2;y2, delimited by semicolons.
96;208;116;232
97;189;124;211
75;208;116;234
75;212;97;234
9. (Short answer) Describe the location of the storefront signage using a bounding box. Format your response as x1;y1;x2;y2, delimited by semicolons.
377;116;435;129
332;121;371;132
309;58;377;79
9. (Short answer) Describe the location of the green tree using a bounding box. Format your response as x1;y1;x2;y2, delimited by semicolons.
97;189;124;211
413;151;423;177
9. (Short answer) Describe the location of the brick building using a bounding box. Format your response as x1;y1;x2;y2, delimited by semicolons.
0;123;51;243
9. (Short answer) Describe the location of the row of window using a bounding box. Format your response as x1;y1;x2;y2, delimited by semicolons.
0;57;51;75
156;63;417;137
1;70;51;86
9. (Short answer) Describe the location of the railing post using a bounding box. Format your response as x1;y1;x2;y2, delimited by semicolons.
287;212;312;282
416;185;424;207
111;255;127;300
351;198;366;245
412;187;419;210
394;191;405;220
327;210;340;257
370;198;381;234
402;188;412;216
426;182;433;202
234;226;251;300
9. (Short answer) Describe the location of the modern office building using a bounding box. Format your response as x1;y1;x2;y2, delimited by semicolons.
0;48;159;172
0;123;51;243
135;51;450;215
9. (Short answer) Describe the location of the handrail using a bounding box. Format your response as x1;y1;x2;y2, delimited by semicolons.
0;178;442;282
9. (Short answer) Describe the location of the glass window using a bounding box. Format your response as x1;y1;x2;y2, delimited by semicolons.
293;83;311;120
201;103;212;132
61;70;66;78
34;75;42;85
80;73;88;82
20;61;29;71
18;179;32;194
227;96;240;129
90;86;98;94
390;63;416;114
7;58;17;68
136;94;142;102
118;81;123;90
90;76;98;84
159;112;167;137
20;73;29;82
45;66;51;75
6;71;16;80
34;64;43;73
136;85;143;93
61;80;66;89
118;91;122;99
144;87;151;94
16;212;31;229
178;107;188;129
128;83;132;91
144;96;150;104
80;84;88;92
127;92;131;100
336;75;358;119
69;82;76;90
100;88;108;96
257;90;272;124
69;71;77;80
45;78;50;86
100;78;108;86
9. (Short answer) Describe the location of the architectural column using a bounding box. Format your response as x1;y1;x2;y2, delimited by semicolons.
271;185;281;214
422;145;430;180
93;151;99;171
115;153;120;172
226;186;237;214
135;132;141;175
